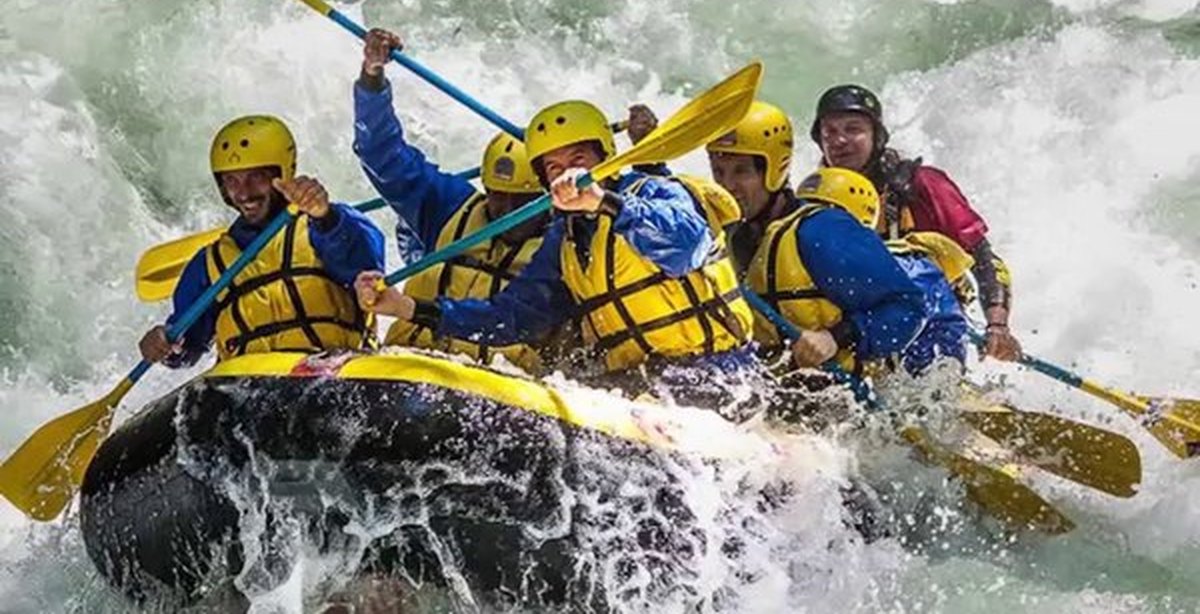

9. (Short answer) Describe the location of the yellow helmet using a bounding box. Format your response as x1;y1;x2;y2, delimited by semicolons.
209;115;296;182
796;167;880;228
481;132;541;194
706;100;794;192
525;100;616;165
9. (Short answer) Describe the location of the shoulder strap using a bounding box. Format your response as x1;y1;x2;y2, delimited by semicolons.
878;156;919;239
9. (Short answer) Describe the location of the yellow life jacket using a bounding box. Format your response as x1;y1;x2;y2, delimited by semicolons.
560;174;752;372
671;173;743;235
745;203;857;369
888;230;996;307
887;231;974;282
384;193;544;372
205;215;370;361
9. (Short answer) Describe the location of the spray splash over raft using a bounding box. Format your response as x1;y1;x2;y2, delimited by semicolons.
1;0;1200;611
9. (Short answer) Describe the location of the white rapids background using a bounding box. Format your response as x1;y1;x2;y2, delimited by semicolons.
1;0;1198;611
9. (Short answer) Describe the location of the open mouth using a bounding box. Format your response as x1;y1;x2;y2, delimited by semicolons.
237;199;267;217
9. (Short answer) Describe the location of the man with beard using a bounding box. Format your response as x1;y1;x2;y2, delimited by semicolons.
138;115;385;366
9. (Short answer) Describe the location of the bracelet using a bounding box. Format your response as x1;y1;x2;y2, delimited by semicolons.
985;322;1008;332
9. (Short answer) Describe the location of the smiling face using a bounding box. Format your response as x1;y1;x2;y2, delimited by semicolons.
708;151;771;221
218;166;281;226
538;142;605;184
818;111;876;171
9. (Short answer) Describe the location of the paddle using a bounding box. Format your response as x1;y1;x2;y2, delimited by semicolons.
741;285;1136;499
741;287;1080;530
137;195;393;303
296;0;523;138
899;426;1074;534
748;288;1138;497
968;330;1200;459
374;62;764;290
0;208;299;521
957;386;1140;498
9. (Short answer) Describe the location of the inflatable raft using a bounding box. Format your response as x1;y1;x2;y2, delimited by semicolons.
79;350;783;609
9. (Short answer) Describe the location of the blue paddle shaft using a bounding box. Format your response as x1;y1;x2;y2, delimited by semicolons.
966;329;1084;388
321;8;524;139
382;174;595;287
740;287;875;404
127;210;296;385
742;288;800;339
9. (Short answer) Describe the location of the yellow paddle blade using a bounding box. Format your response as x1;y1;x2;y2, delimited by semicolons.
589;62;763;182
900;426;1074;534
135;227;226;302
959;404;1141;498
1079;379;1200;459
0;379;131;521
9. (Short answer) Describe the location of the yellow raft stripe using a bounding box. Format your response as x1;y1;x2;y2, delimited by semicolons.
340;354;655;444
207;352;310;377
206;352;659;449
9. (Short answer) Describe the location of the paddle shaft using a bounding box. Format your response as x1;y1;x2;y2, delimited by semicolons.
740;288;876;405
381;175;594;287
965;330;1152;415
369;58;763;301
129;209;298;383
297;0;523;139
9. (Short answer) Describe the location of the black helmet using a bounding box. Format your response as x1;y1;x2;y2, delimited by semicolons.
809;84;889;149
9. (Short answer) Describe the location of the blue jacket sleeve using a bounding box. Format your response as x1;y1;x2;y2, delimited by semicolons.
894;255;968;374
162;249;216;368
797;209;926;360
353;80;479;248
435;220;573;346
611;175;713;277
308;203;387;286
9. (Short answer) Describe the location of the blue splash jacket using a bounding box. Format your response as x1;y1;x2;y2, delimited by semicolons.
353;80;478;261
892;254;968;374
792;207;928;362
